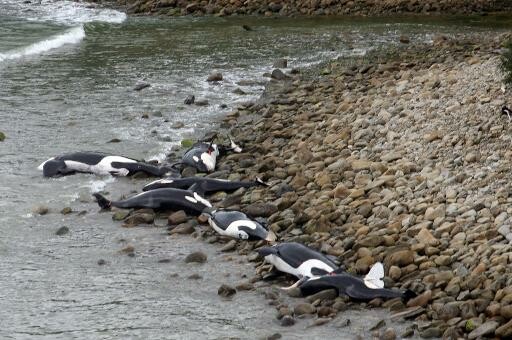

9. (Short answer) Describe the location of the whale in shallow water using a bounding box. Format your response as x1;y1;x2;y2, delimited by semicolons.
182;136;242;173
93;188;211;215
258;242;340;278
284;262;416;302
142;176;267;193
203;209;276;241
38;152;179;178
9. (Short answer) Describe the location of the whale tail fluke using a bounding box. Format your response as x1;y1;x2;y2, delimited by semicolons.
93;193;112;210
403;289;417;302
255;177;269;187
363;262;385;289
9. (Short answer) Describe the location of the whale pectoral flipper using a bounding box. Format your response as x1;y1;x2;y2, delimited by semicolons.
187;182;206;196
111;161;162;176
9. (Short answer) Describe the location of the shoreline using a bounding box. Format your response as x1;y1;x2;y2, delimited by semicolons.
87;0;512;17
198;31;512;338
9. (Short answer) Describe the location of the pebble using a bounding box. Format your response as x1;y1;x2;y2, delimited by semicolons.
218;284;236;297
184;251;207;264
55;226;69;236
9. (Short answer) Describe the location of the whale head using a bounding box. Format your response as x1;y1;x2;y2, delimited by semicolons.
41;159;67;177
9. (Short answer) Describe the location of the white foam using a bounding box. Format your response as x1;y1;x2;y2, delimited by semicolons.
1;0;127;25
0;25;85;62
88;176;116;193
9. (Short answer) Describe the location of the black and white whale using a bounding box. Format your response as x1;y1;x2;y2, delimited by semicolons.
38;152;180;178
182;136;242;173
284;262;416;301
93;188;211;215
202;209;276;241
258;242;340;278
142;176;267;193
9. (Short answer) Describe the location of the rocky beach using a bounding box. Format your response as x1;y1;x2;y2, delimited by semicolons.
95;28;512;338
173;32;512;339
3;0;512;338
100;0;512;17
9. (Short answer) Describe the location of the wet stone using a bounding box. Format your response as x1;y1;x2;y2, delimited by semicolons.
168;222;195;235
293;303;315;316
221;239;237;252
55;226;69;236
280;315;295;327
60;207;72;215
33;205;49;215
218;284;236;298
188;273;203;280
184;251;207;264
380;328;397;340
168;210;188;225
305;289;337;303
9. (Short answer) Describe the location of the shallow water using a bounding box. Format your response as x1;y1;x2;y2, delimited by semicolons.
1;1;512;338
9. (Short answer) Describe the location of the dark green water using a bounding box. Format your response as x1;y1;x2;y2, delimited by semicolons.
1;1;512;338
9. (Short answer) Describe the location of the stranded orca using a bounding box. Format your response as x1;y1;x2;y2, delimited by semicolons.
182;136;242;173
93;188;211;215
142;176;267;193
285;262;416;302
38;152;179;178
203;209;276;242
258;242;340;278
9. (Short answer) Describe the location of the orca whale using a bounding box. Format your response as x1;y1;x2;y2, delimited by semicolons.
142;176;267;193
182;136;242;173
203;209;276;241
38;152;179;178
93;188;211;215
284;262;416;302
258;242;340;278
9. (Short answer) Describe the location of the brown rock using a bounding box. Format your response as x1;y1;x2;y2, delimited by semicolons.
168;210;188;225
294;303;316;316
184;251;207;263
385;250;414;268
415;228;439;246
407;290;431;308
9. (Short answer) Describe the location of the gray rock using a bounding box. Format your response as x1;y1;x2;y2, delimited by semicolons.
218;284;236;297
221;239;237;252
55;226;69;236
207;72;223;82
273;58;288;68
33;205;49;215
271;69;289;81
184;251;207;263
468;321;498;339
280;315;295;327
133;81;150;91
305;289;337;303
243;203;278;217
293;303;315;316
184;95;195;105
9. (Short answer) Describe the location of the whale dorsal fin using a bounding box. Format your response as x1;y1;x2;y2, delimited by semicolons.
363;262;384;289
